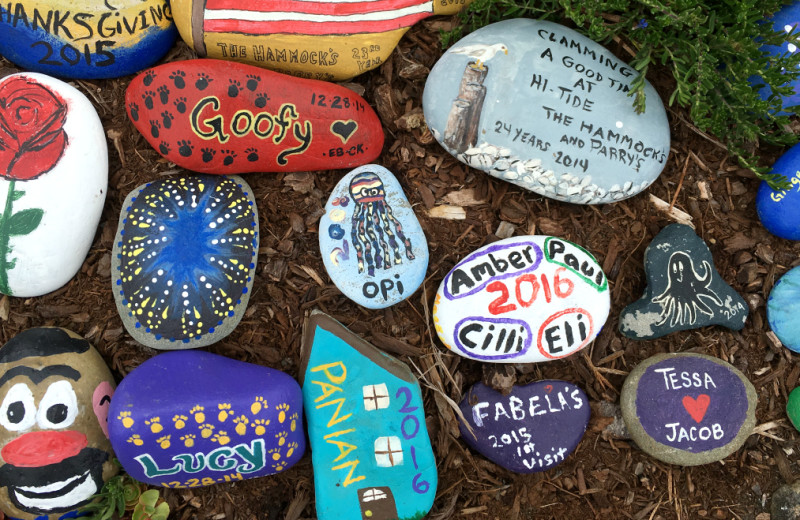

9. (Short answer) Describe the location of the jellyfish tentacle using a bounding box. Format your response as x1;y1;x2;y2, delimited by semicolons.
351;203;366;273
382;201;415;261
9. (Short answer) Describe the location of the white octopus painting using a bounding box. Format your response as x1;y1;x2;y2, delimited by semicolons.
652;252;723;327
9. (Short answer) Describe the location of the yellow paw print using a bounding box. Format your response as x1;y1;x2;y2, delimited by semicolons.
211;431;231;446
272;461;287;472
117;411;134;428
285;441;299;458
234;415;249;435
289;412;298;432
276;403;290;423
156;435;171;449
251;396;267;415
181;434;196;448
190;405;205;423
217;403;233;422
253;419;270;436
268;448;281;461
199;423;215;438
127;434;143;446
173;415;188;429
275;431;288;446
145;417;163;434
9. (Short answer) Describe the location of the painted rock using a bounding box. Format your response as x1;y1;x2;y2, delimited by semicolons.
772;480;800;520
767;265;800;352
109;350;305;488
300;312;436;520
172;0;470;81
319;165;428;309
459;381;589;473
619;224;748;340
753;2;800;114
756;143;800;240
621;353;756;466
788;387;800;432
423;19;670;204
0;0;176;79
125;59;384;174
433;235;610;363
111;175;258;349
0;73;107;297
0;328;117;520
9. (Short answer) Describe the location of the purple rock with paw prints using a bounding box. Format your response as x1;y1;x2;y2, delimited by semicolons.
459;381;589;473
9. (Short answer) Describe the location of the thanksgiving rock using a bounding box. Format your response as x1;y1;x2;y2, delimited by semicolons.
757;142;800;240
320;164;428;309
300;311;437;520
126;59;383;174
433;235;610;363
0;328;117;520
0;73;107;297
621;353;756;466
112;175;258;349
423;19;670;204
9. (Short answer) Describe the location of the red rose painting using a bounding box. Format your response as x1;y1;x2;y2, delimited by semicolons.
0;76;68;180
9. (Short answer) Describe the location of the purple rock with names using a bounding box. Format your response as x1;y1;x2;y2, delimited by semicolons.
459;381;589;473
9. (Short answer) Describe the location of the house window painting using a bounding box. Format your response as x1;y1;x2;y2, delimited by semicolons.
374;436;403;467
362;384;390;411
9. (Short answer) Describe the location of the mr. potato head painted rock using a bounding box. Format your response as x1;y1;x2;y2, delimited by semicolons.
0;328;116;520
125;59;384;174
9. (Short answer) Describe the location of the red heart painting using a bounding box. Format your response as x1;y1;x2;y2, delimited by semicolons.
682;394;710;423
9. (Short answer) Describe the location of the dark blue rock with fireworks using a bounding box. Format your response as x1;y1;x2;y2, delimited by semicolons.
111;175;258;349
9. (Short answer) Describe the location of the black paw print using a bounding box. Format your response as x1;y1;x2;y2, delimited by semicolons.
201;148;216;163
142;91;156;110
169;70;186;89
161;111;174;129
142;70;157;86
149;119;161;138
174;97;187;114
157;85;170;104
245;147;259;162
177;140;194;157
228;80;242;98
128;102;139;121
159;141;171;155
254;93;269;108
221;149;237;166
245;74;261;91
195;73;212;91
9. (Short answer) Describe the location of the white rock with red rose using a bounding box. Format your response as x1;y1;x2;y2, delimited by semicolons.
0;73;107;297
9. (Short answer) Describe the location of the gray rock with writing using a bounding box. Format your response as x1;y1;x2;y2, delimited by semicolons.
423;18;670;204
619;224;748;339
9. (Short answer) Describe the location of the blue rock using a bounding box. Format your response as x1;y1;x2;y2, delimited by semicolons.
768;265;800;352
319;165;428;309
301;312;437;520
756;142;800;240
111;175;258;349
109;350;305;487
753;1;800;114
423;19;670;204
0;0;177;79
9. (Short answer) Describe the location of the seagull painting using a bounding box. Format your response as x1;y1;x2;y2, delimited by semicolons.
448;43;509;70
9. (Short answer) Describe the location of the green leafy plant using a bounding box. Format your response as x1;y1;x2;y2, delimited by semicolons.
443;0;800;189
132;489;170;520
78;468;169;520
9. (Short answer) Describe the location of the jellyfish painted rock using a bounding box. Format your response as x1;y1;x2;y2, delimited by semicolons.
319;165;428;309
619;224;748;340
111;175;258;349
767;265;800;352
0;328;117;520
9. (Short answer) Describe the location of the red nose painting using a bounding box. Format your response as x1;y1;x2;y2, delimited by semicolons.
125;59;384;174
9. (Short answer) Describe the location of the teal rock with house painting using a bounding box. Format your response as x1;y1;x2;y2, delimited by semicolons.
300;311;436;520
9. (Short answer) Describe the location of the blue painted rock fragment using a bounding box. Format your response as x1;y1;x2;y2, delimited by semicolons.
300;311;437;520
109;350;304;487
111;175;258;349
0;0;177;79
621;353;757;466
753;1;800;114
423;19;670;204
756;142;800;240
320;165;428;309
767;265;800;352
459;381;589;473
619;224;748;339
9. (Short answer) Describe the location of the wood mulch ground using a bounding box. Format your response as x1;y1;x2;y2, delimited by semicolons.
2;12;800;520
